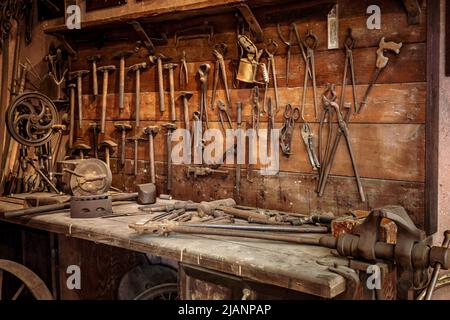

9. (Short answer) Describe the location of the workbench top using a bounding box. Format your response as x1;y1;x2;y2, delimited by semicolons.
0;197;346;299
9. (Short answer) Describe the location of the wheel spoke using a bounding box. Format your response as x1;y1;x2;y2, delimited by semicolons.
12;283;25;300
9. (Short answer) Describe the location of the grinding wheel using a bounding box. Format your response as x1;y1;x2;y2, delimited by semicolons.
70;159;112;196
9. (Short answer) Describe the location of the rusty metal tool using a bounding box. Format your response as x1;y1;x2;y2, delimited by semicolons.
69;70;90;129
163;123;177;194
178;91;193;130
143;126;160;184
247;86;260;182
235;102;243;197
164;63;178;122
184;223;328;234
87;55;101;96
301;123;320;171
264;95;280;152
211;43;232;110
128;135;146;176
263;39;279;112
27;159;60;194
88;122;100;159
97;65;116;133
300;30;319;119
277;23;297;86
340;29;358;112
198;64;211;131
319;95;365;202
72;143;91;160
318;84;337;182
114;123;132;167
217;99;233;134
68;83;76;149
128;21;156;55
149;54;171;113
424;230;450;300
179;50;189;89
113;51;133;111
128;62;147;127
359;37;402;114
99;140;117;167
280;103;300;157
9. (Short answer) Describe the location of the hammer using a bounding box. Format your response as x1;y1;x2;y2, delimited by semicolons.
97;65;116;133
164;63;178;122
114;123;132;166
178;91;193;130
143;126;160;184
128;135;146;176
113;51;133;111
69;70;90;129
99;140;118;167
149;54;171;113
162;123;177;194
128;62;147;127
87;55;102;96
88;122;100;158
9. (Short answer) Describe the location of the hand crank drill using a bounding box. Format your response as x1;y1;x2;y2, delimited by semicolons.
69;70;89;129
143;126;160;184
113;51;133;111
164;63;178;122
114;123;132;167
128;62;148;127
128;135;146;176
87;55;101;96
97;65;116;133
163;123;177;194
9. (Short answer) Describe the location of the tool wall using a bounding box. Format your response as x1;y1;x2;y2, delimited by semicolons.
66;0;426;227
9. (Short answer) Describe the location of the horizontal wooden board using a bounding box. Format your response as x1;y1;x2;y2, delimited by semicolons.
79;83;426;124
74;42;425;95
73;117;424;182
107;162;425;228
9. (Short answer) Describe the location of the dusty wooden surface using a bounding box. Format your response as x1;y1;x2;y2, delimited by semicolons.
0;198;346;299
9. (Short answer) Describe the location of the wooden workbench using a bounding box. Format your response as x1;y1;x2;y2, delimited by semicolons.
0;196;346;299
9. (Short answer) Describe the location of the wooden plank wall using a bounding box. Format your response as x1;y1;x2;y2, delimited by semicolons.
67;0;427;227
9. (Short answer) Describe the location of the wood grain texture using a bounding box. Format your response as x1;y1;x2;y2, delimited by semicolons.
62;0;427;224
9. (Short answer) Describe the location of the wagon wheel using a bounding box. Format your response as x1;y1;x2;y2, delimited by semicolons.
6;92;59;147
0;259;53;300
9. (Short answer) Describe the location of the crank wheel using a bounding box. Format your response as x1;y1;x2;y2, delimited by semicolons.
134;283;178;300
6;92;59;147
0;259;53;300
118;264;178;300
